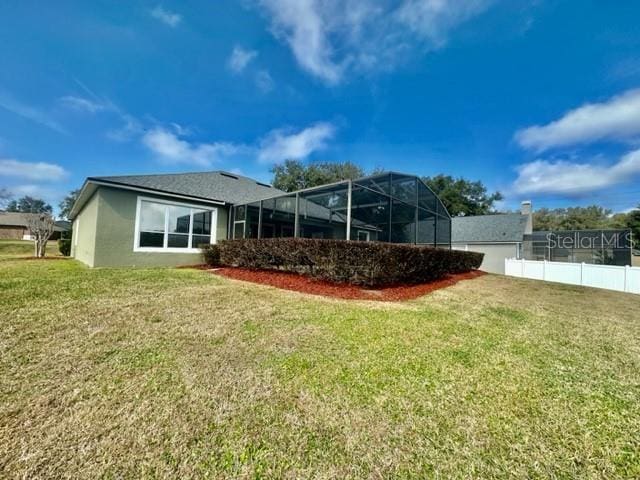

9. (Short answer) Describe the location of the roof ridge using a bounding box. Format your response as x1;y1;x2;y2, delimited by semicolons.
94;170;224;178
453;213;524;219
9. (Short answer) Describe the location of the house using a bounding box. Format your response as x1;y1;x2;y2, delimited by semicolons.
451;201;533;274
0;211;69;240
69;171;452;267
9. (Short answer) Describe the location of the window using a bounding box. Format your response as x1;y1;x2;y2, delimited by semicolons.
135;197;216;252
356;230;370;241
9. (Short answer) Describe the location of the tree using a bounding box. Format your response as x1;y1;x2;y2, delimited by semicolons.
6;196;53;214
626;206;640;248
272;160;366;192
422;175;503;216
58;189;80;220
533;206;614;231
25;213;55;258
0;188;11;209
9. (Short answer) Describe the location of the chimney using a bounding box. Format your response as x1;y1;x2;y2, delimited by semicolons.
521;200;533;234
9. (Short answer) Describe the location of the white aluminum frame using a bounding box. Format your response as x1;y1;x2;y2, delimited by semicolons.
133;195;218;253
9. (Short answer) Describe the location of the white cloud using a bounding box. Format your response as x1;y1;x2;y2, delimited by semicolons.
512;149;640;196
255;70;274;93
258;0;343;84
142;127;245;166
0;159;67;182
0;91;66;134
59;95;108;113
228;46;258;73
515;89;640;151
257;0;493;84
396;0;494;45
151;6;182;27
258;122;335;163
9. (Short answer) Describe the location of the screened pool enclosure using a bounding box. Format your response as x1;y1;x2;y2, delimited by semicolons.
230;172;452;247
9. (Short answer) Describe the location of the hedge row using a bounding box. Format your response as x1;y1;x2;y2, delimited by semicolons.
202;238;483;287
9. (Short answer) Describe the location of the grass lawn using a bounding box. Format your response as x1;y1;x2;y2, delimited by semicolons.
0;239;61;259
1;256;640;478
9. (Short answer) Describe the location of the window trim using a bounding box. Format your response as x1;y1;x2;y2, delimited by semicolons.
133;196;217;253
73;218;79;247
356;229;371;242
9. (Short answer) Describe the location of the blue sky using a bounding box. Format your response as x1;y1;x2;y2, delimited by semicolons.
1;0;640;215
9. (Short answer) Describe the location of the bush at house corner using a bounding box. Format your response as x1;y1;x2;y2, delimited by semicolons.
201;238;483;287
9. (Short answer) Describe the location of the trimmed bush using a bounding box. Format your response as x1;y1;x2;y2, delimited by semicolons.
202;238;483;287
58;238;71;257
201;243;221;266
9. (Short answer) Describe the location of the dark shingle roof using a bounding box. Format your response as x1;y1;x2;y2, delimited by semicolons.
89;171;284;205
452;214;528;243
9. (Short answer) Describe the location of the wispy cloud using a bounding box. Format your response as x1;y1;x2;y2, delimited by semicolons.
59;84;143;142
0;158;68;182
512;149;640;196
228;46;258;73
0;91;66;134
255;70;274;93
142;127;246;166
515;89;640;151
396;0;494;46
59;95;108;114
106;113;143;142
258;122;335;163
256;0;494;84
151;5;182;27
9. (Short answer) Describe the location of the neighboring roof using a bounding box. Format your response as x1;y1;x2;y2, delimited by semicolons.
452;213;528;243
0;212;69;231
71;171;285;219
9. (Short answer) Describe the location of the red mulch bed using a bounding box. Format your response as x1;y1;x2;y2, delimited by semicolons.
204;267;485;301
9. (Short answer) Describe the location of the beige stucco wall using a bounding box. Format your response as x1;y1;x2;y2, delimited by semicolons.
73;186;228;268
452;242;519;274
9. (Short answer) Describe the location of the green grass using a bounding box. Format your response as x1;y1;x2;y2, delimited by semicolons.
1;256;640;478
0;239;61;258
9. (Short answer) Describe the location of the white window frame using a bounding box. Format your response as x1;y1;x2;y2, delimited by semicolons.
233;220;245;239
134;196;218;253
357;230;371;242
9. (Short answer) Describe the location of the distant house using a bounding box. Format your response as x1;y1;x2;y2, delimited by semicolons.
451;202;533;274
69;171;452;267
0;212;69;240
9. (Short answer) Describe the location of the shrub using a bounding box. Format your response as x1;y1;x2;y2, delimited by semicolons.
58;238;71;257
201;244;221;266
205;238;483;287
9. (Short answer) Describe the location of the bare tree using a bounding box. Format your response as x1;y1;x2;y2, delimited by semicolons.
25;213;56;258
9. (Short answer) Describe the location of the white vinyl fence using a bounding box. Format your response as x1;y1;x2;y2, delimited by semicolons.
505;258;640;294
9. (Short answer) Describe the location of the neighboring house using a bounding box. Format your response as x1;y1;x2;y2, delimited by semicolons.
451;202;533;274
0;211;69;240
69;170;452;267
